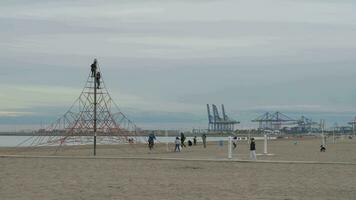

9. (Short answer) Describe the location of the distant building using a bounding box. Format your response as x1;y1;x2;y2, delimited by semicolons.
207;104;239;132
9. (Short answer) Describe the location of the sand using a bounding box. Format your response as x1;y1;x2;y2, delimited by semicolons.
0;137;356;200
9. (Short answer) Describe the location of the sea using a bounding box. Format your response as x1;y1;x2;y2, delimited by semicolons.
0;135;272;147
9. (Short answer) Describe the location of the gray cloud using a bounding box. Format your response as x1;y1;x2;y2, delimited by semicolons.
1;0;356;130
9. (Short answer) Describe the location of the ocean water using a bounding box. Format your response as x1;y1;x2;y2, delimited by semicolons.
0;136;272;147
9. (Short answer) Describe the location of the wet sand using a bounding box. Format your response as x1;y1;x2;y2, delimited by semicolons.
0;137;356;200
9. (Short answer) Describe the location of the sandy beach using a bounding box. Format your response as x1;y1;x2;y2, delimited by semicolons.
1;137;356;200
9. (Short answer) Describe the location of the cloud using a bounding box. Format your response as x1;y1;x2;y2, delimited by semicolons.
0;84;80;110
0;0;356;129
0;111;34;117
247;104;356;114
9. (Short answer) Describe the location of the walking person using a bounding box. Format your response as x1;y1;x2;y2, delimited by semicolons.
174;137;181;152
148;132;156;150
202;134;207;148
180;132;186;148
193;136;197;146
233;136;238;150
250;138;257;160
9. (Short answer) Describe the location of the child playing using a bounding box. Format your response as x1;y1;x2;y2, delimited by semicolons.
175;137;181;152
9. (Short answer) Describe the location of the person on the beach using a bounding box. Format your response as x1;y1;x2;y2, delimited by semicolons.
180;132;186;148
320;145;326;152
202;134;207;148
91;59;97;77
250;138;257;160
96;71;101;89
175;137;181;152
188;140;192;147
128;138;134;144
148;132;156;150
233;136;238;149
193;136;197;145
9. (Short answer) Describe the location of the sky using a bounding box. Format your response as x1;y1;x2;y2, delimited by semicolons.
1;0;356;131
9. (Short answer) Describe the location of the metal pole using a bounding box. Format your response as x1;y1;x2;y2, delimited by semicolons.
165;130;169;152
333;127;335;144
93;65;97;156
321;120;325;146
352;118;356;136
264;134;268;154
228;136;232;159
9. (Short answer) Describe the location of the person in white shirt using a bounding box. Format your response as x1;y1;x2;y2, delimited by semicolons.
175;137;181;152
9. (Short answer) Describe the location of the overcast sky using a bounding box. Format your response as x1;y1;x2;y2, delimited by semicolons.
1;0;356;130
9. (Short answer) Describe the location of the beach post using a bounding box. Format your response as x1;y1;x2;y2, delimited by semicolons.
321;133;326;146
353;117;355;137
333;128;335;144
165;130;169;152
228;136;232;159
264;134;268;154
321;120;326;146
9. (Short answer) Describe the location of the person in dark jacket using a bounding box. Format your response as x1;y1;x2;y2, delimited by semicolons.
193;136;197;146
188;140;193;147
96;71;101;89
91;59;97;77
233;136;238;149
180;132;186;148
320;145;326;152
250;138;257;160
148;132;156;150
202;134;207;148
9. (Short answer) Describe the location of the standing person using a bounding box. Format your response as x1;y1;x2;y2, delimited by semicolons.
202;134;207;148
148;132;156;150
180;132;186;148
320;145;326;152
233;136;238;150
193;136;197;146
91;59;97;77
250;138;257;160
175;137;181;152
188;140;193;147
96;71;101;89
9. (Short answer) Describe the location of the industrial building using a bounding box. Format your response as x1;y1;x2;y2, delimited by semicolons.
252;112;319;133
207;104;240;132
